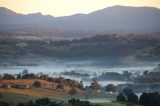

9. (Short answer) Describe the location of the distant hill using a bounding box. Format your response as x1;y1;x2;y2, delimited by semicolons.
0;34;159;66
0;5;160;37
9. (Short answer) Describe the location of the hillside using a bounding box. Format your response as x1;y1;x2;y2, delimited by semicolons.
0;34;159;66
0;79;117;105
0;79;85;96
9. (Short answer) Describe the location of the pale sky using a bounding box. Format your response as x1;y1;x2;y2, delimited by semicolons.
0;0;160;17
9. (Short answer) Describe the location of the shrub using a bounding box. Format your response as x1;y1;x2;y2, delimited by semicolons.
32;81;41;88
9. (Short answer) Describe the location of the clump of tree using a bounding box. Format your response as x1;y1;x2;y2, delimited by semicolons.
135;70;160;83
39;75;48;80
91;79;101;91
17;98;63;106
94;71;133;81
127;92;138;103
139;92;160;106
1;74;15;80
22;69;29;75
118;91;160;106
62;71;89;77
22;73;38;79
32;81;41;88
16;74;21;79
14;98;102;106
105;84;116;92
117;88;138;104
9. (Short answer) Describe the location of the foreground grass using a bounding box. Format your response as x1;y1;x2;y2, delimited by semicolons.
0;89;117;105
101;102;126;106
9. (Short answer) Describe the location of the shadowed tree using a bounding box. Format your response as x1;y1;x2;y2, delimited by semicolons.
117;93;126;102
127;92;138;103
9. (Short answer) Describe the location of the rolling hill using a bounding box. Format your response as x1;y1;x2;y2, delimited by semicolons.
0;5;160;37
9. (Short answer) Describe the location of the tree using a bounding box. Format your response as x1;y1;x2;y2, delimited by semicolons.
139;92;160;106
139;92;148;105
123;88;133;96
17;74;21;79
91;79;101;90
22;73;38;79
77;81;84;90
117;93;126;102
105;84;116;92
69;87;77;95
143;70;148;76
32;81;41;88
39;75;48;80
2;74;15;80
22;69;29;75
15;98;63;106
127;92;138;103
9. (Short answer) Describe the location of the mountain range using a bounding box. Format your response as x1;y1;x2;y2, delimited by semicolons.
0;5;160;37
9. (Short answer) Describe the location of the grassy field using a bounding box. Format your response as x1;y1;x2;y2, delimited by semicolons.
0;92;127;106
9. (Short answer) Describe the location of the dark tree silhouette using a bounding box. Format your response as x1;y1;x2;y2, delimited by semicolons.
127;92;138;103
139;92;160;106
117;93;126;102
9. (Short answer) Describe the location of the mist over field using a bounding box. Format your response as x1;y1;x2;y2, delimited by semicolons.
0;4;160;106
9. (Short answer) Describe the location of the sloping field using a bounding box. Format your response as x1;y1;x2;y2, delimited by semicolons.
0;79;118;104
0;79;85;96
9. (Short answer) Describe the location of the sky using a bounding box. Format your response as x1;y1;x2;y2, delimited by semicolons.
0;0;160;17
